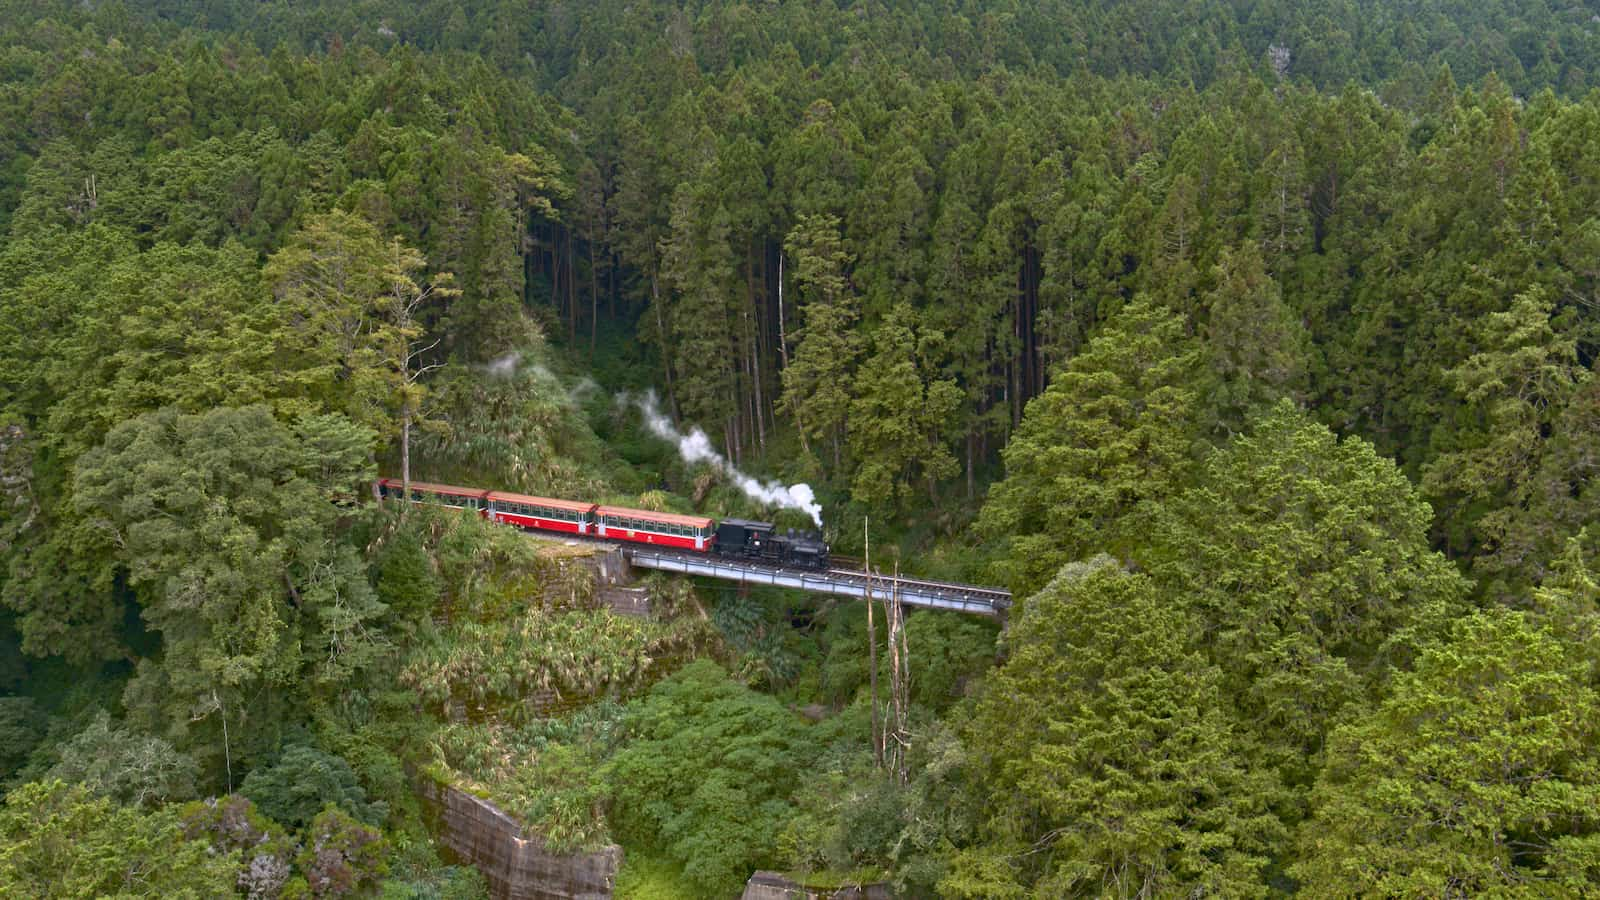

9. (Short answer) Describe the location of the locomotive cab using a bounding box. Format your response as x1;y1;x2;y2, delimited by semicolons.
714;518;829;569
715;518;775;560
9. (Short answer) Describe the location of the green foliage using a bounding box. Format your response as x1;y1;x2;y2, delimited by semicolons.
612;853;701;900
46;710;198;807
296;805;388;898
1149;401;1470;786
1424;287;1592;594
903;613;997;713
1292;609;1600;896
402;609;700;723
410;341;612;500
72;405;378;739
979;297;1206;594
8;5;1600;895
263;209;452;440
950;558;1283;898
0;697;41;778
1201;241;1309;435
180;794;298;900
606;660;816;896
373;526;442;630
847;303;962;511
0;779;238;898
377;866;488;900
241;744;388;831
780;213;860;466
429;703;622;853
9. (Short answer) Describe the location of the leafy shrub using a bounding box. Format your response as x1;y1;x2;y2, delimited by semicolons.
181;794;297;900
401;609;700;723
46;709;198;806
605;660;816;896
296;805;387;898
0;697;41;778
0;780;238;897
374;527;443;631
429;702;623;852
241;744;387;830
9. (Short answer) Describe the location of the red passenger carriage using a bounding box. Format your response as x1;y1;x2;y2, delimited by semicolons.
376;478;821;566
595;505;714;551
486;490;595;535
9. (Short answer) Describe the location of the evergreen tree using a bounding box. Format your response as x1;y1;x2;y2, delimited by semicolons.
657;178;740;443
779;212;860;468
1423;287;1587;592
1150;401;1469;788
847;304;961;511
1293;609;1600;896
1201;241;1309;435
947;557;1283;898
979;297;1206;595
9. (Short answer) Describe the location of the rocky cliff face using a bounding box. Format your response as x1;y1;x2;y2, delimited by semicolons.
417;777;621;900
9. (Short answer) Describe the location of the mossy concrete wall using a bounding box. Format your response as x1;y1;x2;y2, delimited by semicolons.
742;871;895;900
417;777;621;900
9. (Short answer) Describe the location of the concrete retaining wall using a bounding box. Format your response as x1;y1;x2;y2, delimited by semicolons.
417;778;621;900
742;871;895;900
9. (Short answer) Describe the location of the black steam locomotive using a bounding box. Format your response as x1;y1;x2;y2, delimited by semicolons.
715;518;831;569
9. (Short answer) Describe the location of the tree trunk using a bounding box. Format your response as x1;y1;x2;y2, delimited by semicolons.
966;429;976;500
778;250;812;456
746;242;765;453
776;250;791;368
548;222;559;317
589;227;599;359
401;407;412;509
866;525;883;769
567;226;577;345
651;270;678;416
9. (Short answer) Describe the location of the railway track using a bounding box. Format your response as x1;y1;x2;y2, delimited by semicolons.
618;544;1012;617
514;526;1012;617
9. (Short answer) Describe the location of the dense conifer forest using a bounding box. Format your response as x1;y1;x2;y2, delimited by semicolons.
3;1;1600;896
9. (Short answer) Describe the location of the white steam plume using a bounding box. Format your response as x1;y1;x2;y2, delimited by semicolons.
626;390;824;527
484;351;521;379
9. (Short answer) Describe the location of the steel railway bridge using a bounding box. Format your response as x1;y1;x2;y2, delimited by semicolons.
619;545;1011;619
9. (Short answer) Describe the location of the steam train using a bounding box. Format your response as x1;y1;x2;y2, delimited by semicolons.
375;478;831;570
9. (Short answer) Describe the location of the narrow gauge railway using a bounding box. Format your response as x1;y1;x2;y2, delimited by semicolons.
377;478;1012;618
376;478;828;566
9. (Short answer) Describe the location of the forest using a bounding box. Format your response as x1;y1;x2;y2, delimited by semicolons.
2;0;1600;896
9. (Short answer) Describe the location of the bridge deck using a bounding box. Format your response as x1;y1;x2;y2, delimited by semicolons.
622;546;1011;618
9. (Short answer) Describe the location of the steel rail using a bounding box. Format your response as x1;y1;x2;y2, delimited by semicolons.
623;546;1011;618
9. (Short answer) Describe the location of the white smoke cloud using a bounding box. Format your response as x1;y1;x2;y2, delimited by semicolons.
484;351;521;379
626;390;824;527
